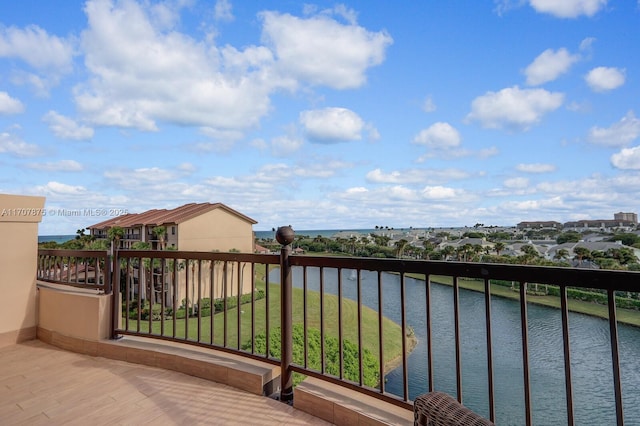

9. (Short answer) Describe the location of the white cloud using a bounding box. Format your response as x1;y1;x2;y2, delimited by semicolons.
104;167;181;189
76;0;278;132
0;132;42;157
260;10;392;89
42;111;94;140
300;107;364;143
249;138;268;151
74;0;390;139
566;100;591;113
588;111;640;147
214;0;234;22
0;92;24;114
422;95;436;113
529;0;608;18
0;24;75;70
466;86;564;130
27;160;84;172
293;160;350;178
198;127;245;152
319;5;359;26
366;124;381;141
384;185;417;201
271;134;304;156
524;48;580;86
504;177;530;189
413;122;461;148
585;67;625;92
366;168;470;184
579;37;596;52
611;146;640;170
33;181;90;197
421;185;461;200
345;187;368;195
417;146;499;162
516;163;556;173
478;147;500;158
0;24;75;93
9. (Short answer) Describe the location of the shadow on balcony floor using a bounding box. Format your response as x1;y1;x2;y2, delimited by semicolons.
0;340;332;425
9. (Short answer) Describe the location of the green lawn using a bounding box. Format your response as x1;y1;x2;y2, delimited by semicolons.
411;274;640;327
123;282;410;368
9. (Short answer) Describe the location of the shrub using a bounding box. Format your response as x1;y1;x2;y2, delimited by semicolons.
127;289;268;321
245;324;380;387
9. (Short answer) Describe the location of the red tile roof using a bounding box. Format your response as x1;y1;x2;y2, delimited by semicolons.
88;202;257;230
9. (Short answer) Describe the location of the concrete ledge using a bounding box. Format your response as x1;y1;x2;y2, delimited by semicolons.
37;329;279;396
294;377;413;426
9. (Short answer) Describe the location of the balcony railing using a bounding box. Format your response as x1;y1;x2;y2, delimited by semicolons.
37;249;110;293
36;228;640;425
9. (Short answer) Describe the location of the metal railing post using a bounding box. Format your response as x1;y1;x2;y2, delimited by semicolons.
111;242;120;340
277;226;295;404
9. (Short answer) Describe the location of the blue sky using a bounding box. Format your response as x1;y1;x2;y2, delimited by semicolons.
1;0;639;234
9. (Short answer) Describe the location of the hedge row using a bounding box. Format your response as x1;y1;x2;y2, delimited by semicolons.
491;279;640;311
126;289;266;320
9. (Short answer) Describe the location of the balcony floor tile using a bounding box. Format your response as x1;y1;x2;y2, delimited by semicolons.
0;340;332;425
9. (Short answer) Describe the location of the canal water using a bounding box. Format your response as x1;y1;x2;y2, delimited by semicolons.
272;267;640;425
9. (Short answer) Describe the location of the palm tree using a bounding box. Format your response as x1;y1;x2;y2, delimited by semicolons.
422;240;435;260
554;248;570;262
394;239;409;258
520;244;539;265
74;228;94;247
107;226;124;251
573;246;591;265
152;226;167;250
441;245;455;261
348;236;358;254
165;246;184;308
75;228;85;239
187;259;199;316
131;241;151;301
494;242;506;256
457;243;473;262
472;244;483;261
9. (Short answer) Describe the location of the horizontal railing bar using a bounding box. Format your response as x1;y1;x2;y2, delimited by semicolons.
117;250;280;264
38;249;109;257
289;256;640;291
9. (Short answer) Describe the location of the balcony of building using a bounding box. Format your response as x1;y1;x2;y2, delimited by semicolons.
3;194;640;425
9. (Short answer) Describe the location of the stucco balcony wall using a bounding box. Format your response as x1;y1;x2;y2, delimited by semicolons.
0;194;45;349
36;284;114;351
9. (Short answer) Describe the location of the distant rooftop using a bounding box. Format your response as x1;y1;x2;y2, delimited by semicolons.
87;202;257;230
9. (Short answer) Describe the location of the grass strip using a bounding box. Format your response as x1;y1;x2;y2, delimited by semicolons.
407;273;640;327
124;283;412;369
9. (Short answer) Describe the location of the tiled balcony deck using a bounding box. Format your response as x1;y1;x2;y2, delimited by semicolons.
0;340;331;425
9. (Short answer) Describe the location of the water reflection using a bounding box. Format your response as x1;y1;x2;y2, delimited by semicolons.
270;267;639;425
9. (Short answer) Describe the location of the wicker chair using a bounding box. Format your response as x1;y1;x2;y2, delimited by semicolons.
414;392;495;426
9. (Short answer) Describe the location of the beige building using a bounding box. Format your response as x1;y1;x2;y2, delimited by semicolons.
88;202;257;252
88;202;258;304
0;193;45;348
614;212;638;223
